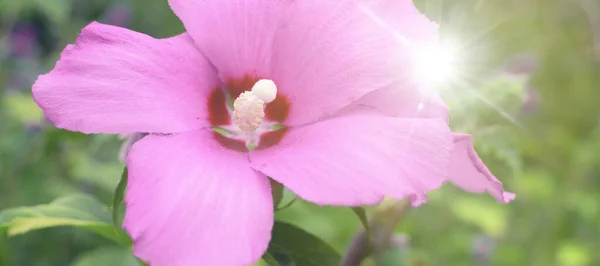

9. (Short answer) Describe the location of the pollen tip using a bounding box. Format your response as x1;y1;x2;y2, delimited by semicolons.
251;79;277;103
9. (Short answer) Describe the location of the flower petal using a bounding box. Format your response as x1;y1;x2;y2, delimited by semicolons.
342;82;450;121
32;22;218;134
271;0;438;126
168;0;287;80
250;112;453;206
124;130;273;266
344;86;515;203
449;134;516;203
351;83;515;201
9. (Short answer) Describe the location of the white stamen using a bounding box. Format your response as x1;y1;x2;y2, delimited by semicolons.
232;79;278;132
251;79;278;103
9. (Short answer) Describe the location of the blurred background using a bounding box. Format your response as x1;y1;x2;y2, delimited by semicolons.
1;0;599;265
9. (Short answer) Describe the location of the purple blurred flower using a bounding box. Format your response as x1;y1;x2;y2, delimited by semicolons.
521;86;539;114
472;235;496;264
25;122;43;133
389;233;410;248
8;24;39;58
102;4;132;27
502;52;539;76
498;52;541;115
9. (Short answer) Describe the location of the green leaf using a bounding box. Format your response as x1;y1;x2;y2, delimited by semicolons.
0;194;131;246
269;178;284;209
113;167;128;228
267;221;341;266
351;207;373;242
71;246;140;266
136;258;148;266
262;252;280;266
275;198;297;212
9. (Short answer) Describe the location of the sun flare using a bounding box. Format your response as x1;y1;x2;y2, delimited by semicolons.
414;42;458;86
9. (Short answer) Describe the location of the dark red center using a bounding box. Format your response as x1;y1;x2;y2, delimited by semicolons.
207;74;291;152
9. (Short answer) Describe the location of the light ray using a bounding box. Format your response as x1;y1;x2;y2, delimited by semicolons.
358;1;523;130
455;74;525;130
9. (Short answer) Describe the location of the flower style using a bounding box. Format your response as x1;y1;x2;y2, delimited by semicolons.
32;0;514;265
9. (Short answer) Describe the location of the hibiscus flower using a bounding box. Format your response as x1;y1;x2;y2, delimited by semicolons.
32;0;514;265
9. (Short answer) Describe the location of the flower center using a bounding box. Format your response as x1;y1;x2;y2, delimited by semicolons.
231;79;277;133
207;75;290;152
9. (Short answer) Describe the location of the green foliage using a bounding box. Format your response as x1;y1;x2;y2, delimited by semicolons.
0;194;131;246
112;167;128;228
351;207;373;241
267;221;342;266
261;252;281;266
71;246;140;266
270;178;285;209
0;0;70;24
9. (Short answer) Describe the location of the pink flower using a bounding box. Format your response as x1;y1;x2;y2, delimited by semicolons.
32;0;514;265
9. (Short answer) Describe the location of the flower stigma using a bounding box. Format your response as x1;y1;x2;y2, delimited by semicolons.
232;79;278;133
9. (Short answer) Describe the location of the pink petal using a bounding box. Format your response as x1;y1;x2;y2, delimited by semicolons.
271;0;439;126
32;22;218;134
449;134;516;203
346;84;515;203
168;0;286;80
347;85;514;202
343;82;450;121
124;130;273;266
250;112;453;206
